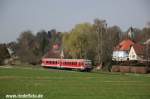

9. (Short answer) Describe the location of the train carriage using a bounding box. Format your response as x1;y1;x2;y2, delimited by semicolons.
41;58;92;71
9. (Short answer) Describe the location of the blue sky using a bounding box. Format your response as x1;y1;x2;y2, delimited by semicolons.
0;0;150;43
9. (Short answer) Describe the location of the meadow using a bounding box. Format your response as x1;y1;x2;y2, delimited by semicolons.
0;65;150;99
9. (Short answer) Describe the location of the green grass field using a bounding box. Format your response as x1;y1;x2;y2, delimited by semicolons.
0;66;150;99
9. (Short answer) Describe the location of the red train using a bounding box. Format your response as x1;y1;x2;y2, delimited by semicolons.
41;58;92;71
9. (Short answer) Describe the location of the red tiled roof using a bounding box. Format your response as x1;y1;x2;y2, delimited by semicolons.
43;44;61;58
132;44;145;55
44;49;61;58
114;39;134;51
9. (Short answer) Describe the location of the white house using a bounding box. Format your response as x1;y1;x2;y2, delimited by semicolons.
112;39;134;61
112;27;136;61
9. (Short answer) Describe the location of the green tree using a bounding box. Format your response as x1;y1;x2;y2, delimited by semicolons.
142;27;150;66
92;19;107;67
142;27;150;41
17;31;38;64
63;23;92;59
48;29;62;46
63;19;122;70
36;30;50;56
92;19;122;70
107;26;121;47
0;44;10;65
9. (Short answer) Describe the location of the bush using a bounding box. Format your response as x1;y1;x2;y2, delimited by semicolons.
0;44;10;65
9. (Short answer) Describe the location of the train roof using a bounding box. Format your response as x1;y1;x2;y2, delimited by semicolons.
42;58;91;61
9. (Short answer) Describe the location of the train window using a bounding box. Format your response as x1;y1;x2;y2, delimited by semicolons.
73;62;76;65
67;62;69;65
79;62;83;65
